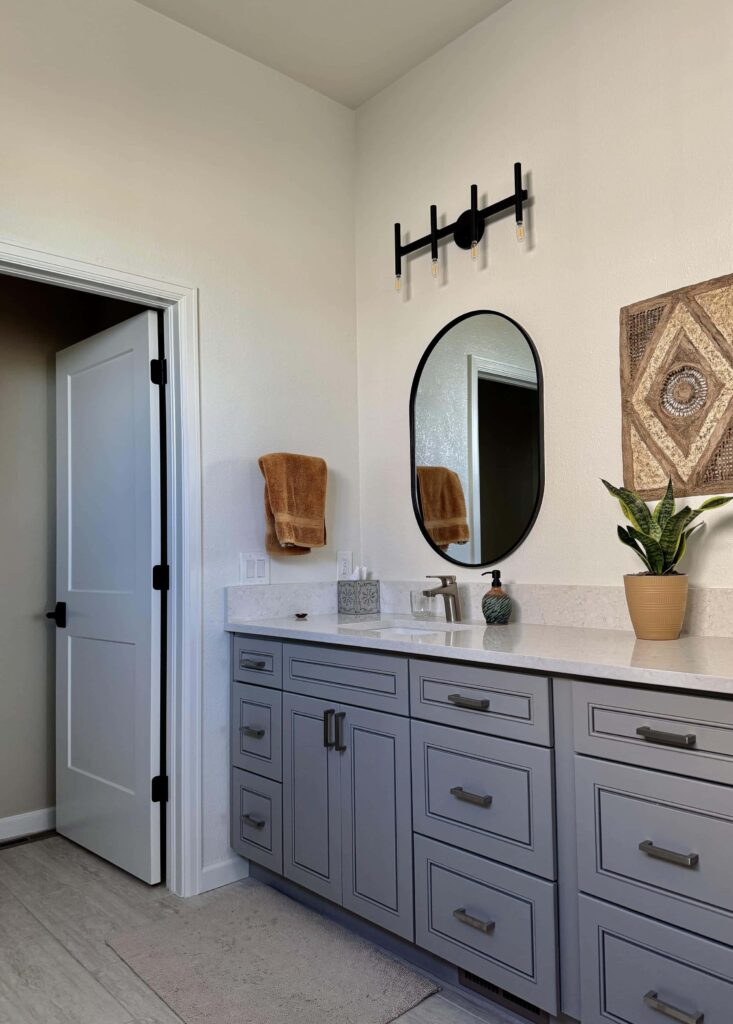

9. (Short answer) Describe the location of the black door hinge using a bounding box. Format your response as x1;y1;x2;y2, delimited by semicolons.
151;775;169;803
150;358;167;386
152;564;170;591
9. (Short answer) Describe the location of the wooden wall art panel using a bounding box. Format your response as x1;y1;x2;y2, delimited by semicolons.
620;273;733;499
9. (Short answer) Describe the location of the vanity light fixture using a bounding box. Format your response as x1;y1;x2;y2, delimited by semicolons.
393;162;528;289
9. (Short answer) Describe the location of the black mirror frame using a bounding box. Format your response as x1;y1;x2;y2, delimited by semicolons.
409;309;545;569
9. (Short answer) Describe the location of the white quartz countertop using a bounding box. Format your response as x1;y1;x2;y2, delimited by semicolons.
225;613;733;696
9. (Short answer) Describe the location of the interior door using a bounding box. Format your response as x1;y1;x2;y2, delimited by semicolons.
55;311;162;884
282;692;341;902
340;706;414;939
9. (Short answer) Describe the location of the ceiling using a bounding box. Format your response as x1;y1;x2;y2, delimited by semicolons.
134;0;511;108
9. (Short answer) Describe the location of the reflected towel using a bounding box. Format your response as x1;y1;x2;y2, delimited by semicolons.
416;466;470;548
258;452;327;556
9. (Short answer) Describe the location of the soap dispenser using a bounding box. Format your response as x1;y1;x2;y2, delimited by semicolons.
481;569;512;624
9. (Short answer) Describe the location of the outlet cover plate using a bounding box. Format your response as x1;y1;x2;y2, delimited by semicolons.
337;550;353;580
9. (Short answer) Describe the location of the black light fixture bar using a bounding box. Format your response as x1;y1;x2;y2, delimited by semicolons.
393;161;528;289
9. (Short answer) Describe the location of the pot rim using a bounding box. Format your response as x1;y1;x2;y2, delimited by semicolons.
622;572;688;579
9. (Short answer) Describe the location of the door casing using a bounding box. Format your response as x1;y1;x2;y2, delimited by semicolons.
0;238;203;897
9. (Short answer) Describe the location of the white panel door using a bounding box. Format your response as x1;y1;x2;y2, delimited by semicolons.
55;311;162;884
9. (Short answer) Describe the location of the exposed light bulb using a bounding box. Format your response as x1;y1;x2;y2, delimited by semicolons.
515;220;525;242
431;258;439;278
471;241;478;261
395;274;401;292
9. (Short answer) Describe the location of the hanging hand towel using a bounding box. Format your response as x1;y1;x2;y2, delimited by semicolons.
416;465;470;549
258;453;327;556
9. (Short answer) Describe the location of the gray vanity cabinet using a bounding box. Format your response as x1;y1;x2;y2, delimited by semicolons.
282;690;414;940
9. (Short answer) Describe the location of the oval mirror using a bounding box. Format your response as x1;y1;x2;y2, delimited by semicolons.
410;310;543;567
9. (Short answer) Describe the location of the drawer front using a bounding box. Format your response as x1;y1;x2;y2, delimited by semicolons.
580;895;733;1024
576;756;733;946
414;835;558;1016
410;659;551;745
231;768;282;873
232;635;282;688
572;680;733;784
412;721;555;879
284;642;408;714
231;683;282;781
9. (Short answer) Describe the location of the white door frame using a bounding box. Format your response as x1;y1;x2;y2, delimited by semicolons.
467;355;538;565
0;238;202;897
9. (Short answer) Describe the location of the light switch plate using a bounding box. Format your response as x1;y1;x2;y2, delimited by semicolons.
239;552;270;586
337;550;353;580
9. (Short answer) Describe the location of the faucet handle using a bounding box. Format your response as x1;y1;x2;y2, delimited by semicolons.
426;574;457;586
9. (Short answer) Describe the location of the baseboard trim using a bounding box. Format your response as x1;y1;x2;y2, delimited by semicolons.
0;806;56;843
198;853;249;893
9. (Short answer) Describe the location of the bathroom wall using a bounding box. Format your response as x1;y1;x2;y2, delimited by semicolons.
355;0;733;588
0;275;140;829
0;0;359;880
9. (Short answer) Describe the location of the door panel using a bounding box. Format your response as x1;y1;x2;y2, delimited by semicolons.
282;692;341;902
55;311;161;884
341;706;414;940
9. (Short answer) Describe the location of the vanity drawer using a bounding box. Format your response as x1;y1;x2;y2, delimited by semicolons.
572;680;733;784
230;683;282;781
231;768;282;873
284;642;408;714
411;720;555;879
580;895;733;1024
232;635;283;688
414;835;558;1016
410;659;551;745
576;755;733;946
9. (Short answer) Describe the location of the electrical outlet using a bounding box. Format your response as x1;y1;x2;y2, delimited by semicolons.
239;552;270;586
337;550;353;580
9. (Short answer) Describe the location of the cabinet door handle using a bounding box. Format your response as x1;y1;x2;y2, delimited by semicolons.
452;908;495;934
636;725;697;749
323;709;335;748
450;786;492;808
241;725;265;739
335;711;347;752
241;657;267;670
639;840;699;869
242;813;266;830
644;990;704;1024
447;693;490;712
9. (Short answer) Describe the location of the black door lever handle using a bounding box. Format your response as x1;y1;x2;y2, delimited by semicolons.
46;602;67;628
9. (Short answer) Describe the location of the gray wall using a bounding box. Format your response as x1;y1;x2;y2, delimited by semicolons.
0;275;141;822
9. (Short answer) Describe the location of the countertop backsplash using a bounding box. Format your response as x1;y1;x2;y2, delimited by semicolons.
227;581;733;638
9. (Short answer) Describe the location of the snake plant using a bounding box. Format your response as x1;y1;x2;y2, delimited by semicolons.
602;478;732;575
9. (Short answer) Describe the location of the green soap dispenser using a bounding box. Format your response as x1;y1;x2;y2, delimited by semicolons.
481;569;512;624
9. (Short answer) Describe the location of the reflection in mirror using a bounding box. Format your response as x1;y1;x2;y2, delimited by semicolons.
411;310;543;567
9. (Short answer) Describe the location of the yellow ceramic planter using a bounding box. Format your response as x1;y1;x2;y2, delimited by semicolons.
623;573;688;640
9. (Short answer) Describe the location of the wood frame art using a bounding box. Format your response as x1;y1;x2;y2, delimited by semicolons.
621;273;733;499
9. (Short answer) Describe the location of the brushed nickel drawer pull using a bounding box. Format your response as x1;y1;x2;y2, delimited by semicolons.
636;725;697;749
242;813;266;830
639;840;699;869
644;990;704;1024
241;657;267;670
241;725;265;739
450;786;493;808
447;693;490;712
452;908;495;934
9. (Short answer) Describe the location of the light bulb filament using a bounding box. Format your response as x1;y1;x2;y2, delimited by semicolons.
431;258;439;278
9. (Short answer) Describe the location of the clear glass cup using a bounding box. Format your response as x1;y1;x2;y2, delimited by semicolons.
410;590;435;619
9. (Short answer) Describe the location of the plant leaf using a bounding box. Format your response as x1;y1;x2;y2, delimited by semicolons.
602;480;654;535
652;478;675;528
659;507;696;567
617;525;651;571
628;525;664;574
671;522;704;570
696;495;733;511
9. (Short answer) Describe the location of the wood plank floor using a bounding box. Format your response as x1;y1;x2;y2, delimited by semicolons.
0;836;516;1024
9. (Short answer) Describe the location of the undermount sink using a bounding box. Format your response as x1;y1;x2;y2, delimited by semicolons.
343;619;473;634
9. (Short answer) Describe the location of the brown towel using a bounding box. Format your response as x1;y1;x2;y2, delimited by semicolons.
416;466;470;549
258;453;327;556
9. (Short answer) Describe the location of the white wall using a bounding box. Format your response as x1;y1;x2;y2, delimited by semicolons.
355;0;733;587
0;0;359;874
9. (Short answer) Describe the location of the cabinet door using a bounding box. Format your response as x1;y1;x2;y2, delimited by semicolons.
282;692;341;902
340;706;414;940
